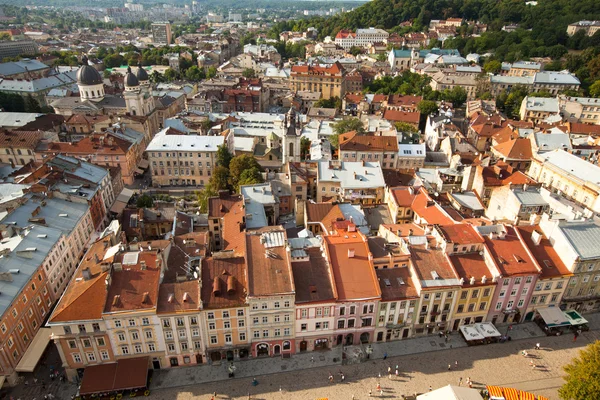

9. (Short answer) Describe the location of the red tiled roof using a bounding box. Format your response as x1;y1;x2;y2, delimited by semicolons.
390;186;417;207
0;130;44;149
344;93;364;104
306;202;335;222
483;226;540;276
42;133;131;155
292;247;337;304
383;109;420;124
567;122;600;136
246;227;295;296
340;133;399;152
381;223;425;237
157;280;201;314
449;253;496;287
516;225;572;280
376;268;418;301
324;226;381;301
411;187;456;225
492;138;533;160
200;256;248;309
386;95;422;108
481;162;536;186
291;62;344;76
438;224;484;244
410;245;458;282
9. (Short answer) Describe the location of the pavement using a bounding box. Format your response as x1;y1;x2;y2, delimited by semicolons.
149;313;600;393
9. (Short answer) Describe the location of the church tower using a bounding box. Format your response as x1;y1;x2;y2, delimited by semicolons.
76;55;105;102
124;66;154;116
282;108;302;163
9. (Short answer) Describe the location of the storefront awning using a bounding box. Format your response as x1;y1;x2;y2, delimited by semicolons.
537;307;570;327
564;309;588;326
138;159;150;169
134;167;145;175
459;325;485;341
16;328;51;372
79;356;149;396
110;188;135;214
474;322;502;338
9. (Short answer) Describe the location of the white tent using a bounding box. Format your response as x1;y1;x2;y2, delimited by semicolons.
474;322;502;338
460;325;485;342
417;385;483;400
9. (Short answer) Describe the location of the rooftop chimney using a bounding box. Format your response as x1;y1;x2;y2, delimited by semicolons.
348;248;355;258
82;267;92;281
469;276;475;285
481;275;487;284
212;277;221;296
531;230;542;246
227;275;235;293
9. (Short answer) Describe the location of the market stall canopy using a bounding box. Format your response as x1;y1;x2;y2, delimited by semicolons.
474;322;502;338
79;356;149;396
460;325;485;341
564;309;588;326
16;327;51;372
536;307;569;327
417;384;483;399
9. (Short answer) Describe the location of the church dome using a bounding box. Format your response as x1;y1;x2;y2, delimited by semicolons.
136;63;149;82
76;56;103;86
125;66;140;87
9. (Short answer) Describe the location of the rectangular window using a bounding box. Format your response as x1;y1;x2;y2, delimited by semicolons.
73;353;82;363
239;332;246;341
210;336;218;344
101;350;109;360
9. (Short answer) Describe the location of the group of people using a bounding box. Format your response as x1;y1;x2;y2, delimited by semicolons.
457;376;474;388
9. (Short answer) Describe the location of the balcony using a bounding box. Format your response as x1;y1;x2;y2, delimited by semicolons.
385;322;407;329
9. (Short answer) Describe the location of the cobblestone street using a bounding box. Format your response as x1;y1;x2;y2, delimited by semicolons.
146;327;600;400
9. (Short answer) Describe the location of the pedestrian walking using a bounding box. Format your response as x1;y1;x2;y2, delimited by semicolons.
369;389;372;397
455;360;458;367
445;335;448;343
530;360;536;369
395;368;399;377
458;377;463;386
388;366;391;374
573;332;579;342
535;343;540;350
341;373;345;382
380;389;384;396
448;364;451;370
383;352;388;360
468;381;473;388
378;372;381;379
376;382;381;391
311;356;314;363
429;386;433;391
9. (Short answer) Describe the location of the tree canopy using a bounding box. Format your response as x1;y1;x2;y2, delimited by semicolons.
330;118;366;148
229;154;263;190
559;341;600;399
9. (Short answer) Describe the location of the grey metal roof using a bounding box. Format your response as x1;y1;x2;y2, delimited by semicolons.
511;188;548;206
50;155;109;184
559;221;600;260
0;70;77;93
451;191;485;211
0;112;42;128
0;225;62;316
1;194;89;234
534;72;580;85
0;59;48;77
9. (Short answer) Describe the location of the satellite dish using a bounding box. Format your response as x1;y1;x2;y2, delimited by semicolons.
193;271;199;279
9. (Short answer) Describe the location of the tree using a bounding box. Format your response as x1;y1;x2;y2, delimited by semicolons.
229;155;262;190
216;144;233;169
136;194;154;208
196;185;217;213
163;68;177;82
395;122;418;134
300;137;311;160
417;100;438;116
590;80;600;97
150;70;165;83
314;96;341;109
442;86;468;108
184;66;205;82
24;95;41;113
103;54;125;68
330;118;365;148
103;70;111;79
483;60;502;74
210;166;231;192
206;66;217;79
242;68;256;78
238;167;264;188
559;341;600;399
348;46;362;56
0;32;11;40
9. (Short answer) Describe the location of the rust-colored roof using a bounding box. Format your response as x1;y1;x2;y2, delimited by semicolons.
386;95;422;108
291;62;343;76
207;193;246;255
208;193;243;218
410;245;458;283
340;133;398;152
449;253;496;287
381;223;425;237
470;114;506;137
246;227;295;296
383;109;420;124
566;122;600;135
292;247;336;304
200;256;248;309
411;187;455;225
306;202;335;222
492;138;533;160
49;235;114;323
438;224;484;244
344;93;363;104
42;133;131;155
157;280;201;314
320;205;346;233
481;162;536;187
66;114;110;125
0;129;44;149
376;267;418;301
324;226;381;301
516;226;573;280
104;251;162;313
492;125;518;144
390;186;417;207
483;226;540;276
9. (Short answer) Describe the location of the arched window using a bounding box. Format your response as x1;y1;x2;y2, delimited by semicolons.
282;341;291;350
